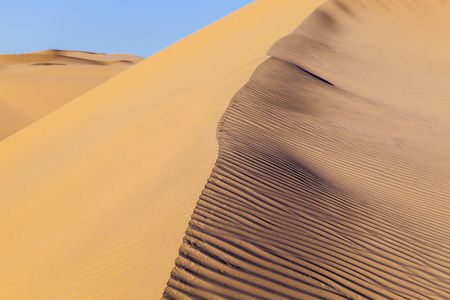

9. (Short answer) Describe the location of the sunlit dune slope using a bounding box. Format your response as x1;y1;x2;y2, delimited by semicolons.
164;0;450;299
0;50;142;140
0;0;326;298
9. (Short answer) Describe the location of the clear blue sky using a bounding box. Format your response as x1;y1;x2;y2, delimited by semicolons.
1;1;254;58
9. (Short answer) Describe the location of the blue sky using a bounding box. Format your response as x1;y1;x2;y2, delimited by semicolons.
1;0;254;58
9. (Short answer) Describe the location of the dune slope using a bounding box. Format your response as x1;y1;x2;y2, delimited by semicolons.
0;1;325;298
0;50;142;140
164;0;450;299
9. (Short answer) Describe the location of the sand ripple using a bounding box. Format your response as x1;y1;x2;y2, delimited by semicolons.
165;1;450;298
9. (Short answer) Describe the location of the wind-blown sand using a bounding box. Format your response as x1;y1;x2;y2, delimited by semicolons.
0;1;326;298
0;50;142;140
164;0;450;299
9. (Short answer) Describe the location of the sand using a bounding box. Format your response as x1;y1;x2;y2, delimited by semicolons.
0;50;142;140
164;0;450;299
0;1;326;298
2;0;450;298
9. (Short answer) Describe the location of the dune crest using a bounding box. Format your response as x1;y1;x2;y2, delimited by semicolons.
0;52;58;64
164;0;450;298
0;49;141;67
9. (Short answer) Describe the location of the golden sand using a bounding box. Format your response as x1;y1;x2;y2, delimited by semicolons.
2;0;450;298
0;50;142;140
0;1;325;298
165;1;450;298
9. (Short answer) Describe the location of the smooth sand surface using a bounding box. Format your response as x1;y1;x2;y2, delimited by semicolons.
164;0;450;299
0;50;142;140
0;1;326;298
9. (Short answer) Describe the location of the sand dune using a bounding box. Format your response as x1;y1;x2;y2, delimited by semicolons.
2;0;449;298
164;0;450;299
0;50;142;140
0;1;326;298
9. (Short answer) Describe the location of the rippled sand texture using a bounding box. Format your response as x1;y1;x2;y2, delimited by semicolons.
0;1;326;298
0;50;142;140
164;1;450;299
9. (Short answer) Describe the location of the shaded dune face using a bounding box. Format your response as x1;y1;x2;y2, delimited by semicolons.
164;0;450;299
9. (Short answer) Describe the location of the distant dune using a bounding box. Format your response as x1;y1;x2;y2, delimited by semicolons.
2;0;450;299
0;50;142;140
